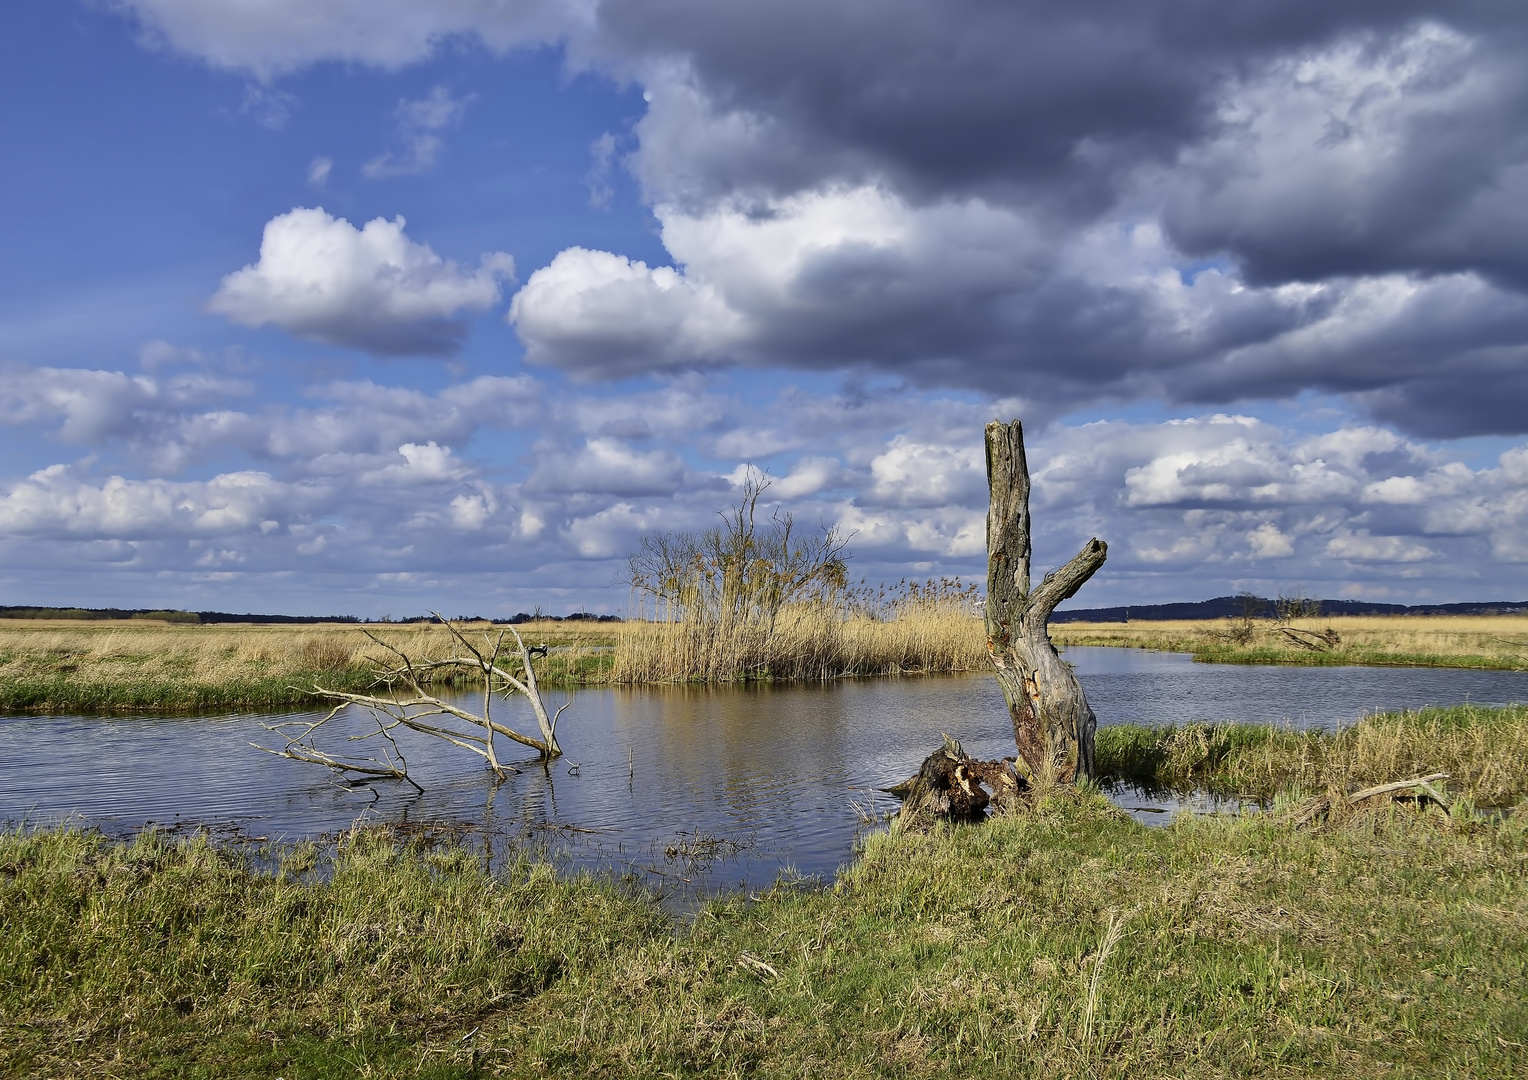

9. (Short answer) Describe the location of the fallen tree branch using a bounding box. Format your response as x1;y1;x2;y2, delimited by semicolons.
253;615;569;789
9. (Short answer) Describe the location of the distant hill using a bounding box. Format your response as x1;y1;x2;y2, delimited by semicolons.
1050;595;1528;623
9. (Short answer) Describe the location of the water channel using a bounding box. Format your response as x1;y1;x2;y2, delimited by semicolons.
4;647;1527;899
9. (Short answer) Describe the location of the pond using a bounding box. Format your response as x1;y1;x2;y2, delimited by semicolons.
4;647;1527;900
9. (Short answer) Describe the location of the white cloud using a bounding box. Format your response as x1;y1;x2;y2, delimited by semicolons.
112;0;586;78
1326;531;1436;564
510;247;743;377
1247;522;1295;559
527;437;689;496
770;456;842;500
0;464;307;539
306;156;332;188
866;436;984;508
363;86;472;178
208;208;515;356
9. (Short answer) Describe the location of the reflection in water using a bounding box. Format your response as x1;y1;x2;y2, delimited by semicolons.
3;647;1527;899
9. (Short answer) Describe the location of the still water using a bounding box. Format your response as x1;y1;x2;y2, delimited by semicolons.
3;647;1526;897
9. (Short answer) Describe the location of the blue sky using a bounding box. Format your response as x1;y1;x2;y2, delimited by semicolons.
2;1;1528;616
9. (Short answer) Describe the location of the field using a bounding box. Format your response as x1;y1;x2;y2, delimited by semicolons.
1051;614;1528;671
4;702;1527;1077
0;608;989;713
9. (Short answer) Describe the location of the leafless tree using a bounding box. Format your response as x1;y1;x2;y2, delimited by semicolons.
255;616;567;788
627;468;851;629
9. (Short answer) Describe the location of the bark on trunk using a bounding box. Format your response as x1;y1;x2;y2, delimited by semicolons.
984;420;1107;782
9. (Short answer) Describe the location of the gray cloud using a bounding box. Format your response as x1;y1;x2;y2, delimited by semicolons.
112;2;1528;436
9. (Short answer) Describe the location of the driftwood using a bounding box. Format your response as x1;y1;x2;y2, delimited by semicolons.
1288;773;1453;828
1270;625;1341;651
1349;773;1451;808
255;616;567;788
984;420;1107;782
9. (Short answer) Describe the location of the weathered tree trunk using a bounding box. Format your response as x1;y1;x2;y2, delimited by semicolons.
984;420;1107;782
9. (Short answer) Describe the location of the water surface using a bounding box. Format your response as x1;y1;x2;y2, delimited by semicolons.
4;647;1525;898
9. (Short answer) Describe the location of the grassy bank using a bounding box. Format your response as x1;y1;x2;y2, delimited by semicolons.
1096;703;1528;808
0;620;617;714
1054;614;1528;670
5;785;1526;1077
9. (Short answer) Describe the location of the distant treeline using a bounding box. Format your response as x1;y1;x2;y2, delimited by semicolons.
0;607;362;624
0;606;622;625
1051;595;1528;623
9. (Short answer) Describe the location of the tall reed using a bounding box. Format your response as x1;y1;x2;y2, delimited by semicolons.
607;595;987;683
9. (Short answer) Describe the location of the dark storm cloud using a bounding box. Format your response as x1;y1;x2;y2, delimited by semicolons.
495;1;1528;437
600;0;1525;210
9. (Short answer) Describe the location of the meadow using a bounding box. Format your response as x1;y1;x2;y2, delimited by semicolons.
1050;614;1528;671
0;604;990;713
4;701;1526;1078
2;610;1526;714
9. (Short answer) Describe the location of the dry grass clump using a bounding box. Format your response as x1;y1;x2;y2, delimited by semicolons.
1055;613;1528;669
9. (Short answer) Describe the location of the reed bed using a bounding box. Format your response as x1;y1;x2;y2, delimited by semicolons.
1097;702;1528;806
1054;613;1528;670
607;601;988;683
5;777;1525;1077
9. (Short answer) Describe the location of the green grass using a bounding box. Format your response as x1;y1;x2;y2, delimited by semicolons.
1097;703;1528;807
1185;644;1525;670
0;667;381;715
5;781;1527;1077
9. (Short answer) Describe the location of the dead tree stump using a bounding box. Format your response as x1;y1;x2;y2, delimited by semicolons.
892;735;1023;827
984;420;1107;783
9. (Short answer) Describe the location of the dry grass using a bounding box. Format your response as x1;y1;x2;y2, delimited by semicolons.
7;609;1526;712
1055;614;1528;670
1097;703;1528;807
608;602;988;683
0;619;615;712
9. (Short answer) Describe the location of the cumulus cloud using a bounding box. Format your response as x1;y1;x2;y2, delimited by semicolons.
510;247;743;378
209;208;515;356
112;2;1528;435
0;464;307;540
1021;416;1528;593
0;364;542;477
527;437;691;496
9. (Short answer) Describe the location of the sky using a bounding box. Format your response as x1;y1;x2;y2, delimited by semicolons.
2;0;1528;618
